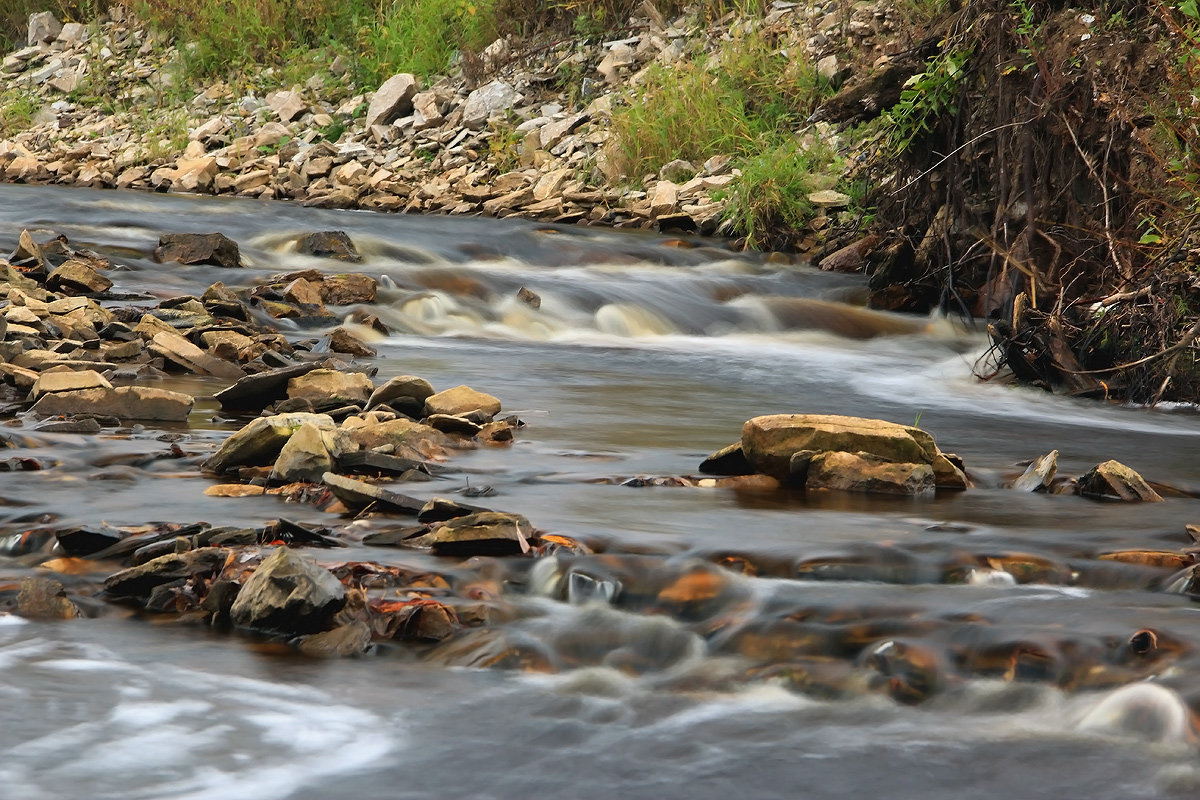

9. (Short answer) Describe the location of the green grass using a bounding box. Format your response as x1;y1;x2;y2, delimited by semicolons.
0;89;40;137
726;136;839;249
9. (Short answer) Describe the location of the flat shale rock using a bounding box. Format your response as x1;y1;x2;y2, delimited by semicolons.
321;472;423;514
105;547;231;598
214;362;324;411
153;232;241;268
418;511;533;557
30;385;194;421
230;546;346;634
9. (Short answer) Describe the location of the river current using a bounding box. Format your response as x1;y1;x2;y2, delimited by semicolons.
2;184;1200;799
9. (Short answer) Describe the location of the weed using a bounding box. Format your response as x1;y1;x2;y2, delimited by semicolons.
725;136;837;248
0;89;40;137
882;46;970;154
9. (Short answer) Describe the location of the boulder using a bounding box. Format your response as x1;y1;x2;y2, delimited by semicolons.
230;546;346;634
153;233;241;268
270;422;334;483
417;511;533;556
366;73;418;128
349;417;452;454
740;414;952;483
201;412;335;473
424;385;501;419
1077;460;1163;502
462;80;519;128
287;369;374;408
367;374;435;412
805;451;935;496
297;231;361;262
320;273;377;304
30;386;194;421
27;11;62;46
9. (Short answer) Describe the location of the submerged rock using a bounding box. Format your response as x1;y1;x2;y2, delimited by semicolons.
229;546;346;634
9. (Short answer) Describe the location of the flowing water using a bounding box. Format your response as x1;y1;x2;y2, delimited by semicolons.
3;184;1200;798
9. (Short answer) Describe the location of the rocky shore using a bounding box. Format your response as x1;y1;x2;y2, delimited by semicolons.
0;4;885;252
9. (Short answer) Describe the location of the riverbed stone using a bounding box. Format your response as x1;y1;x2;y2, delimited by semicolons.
149;330;245;380
104;547;231;598
201;412;335;473
214;362;324;411
153;232;241;268
270;421;334;483
46;259;113;294
321;471;424;514
805;451;935;496
30;385;194;421
29;368;111;401
1077;460;1163;502
349;417;453;455
297;231;361;262
230;546;347;634
367;374;435;412
319;273;377;304
417;511;533;556
698;442;754;476
740;414;947;484
16;577;78;620
287;369;374;408
424;385;501;419
1012;450;1059;492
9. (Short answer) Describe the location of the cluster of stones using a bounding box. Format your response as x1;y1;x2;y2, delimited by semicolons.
0;2;904;248
0;227;382;425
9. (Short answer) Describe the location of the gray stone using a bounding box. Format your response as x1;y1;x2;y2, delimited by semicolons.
230;547;347;634
366;73;418;128
266;89;307;122
105;548;231;598
27;12;61;46
462;80;519;128
214;362;323;411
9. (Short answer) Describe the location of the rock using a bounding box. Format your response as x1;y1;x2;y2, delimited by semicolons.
327;327;377;357
366;73;418;128
742;414;941;481
149;330;245;380
1012;450;1058;492
295;621;373;657
418;511;533;556
807;189;851;208
296;231;361;262
30;386;194;421
424;385;501;419
271;422;333;483
1078;460;1163;502
16;577;77;620
153;233;241;268
349;417;452;455
817;54;841;83
462;80;519;128
204;484;267;497
46;260;113;294
650;180;678;218
367;374;435;412
319;273;377;304
698;442;754;476
320;472;424;514
283;277;325;307
818;235;879;273
287;369;373;408
230;546;347;634
214;362;324;411
55;526;124;556
29;368;112;401
516;287;541;308
201;412;335;473
426;414;482;435
27;12;62;46
266;89;306;122
417;497;491;523
806;451;935;496
104;547;231;598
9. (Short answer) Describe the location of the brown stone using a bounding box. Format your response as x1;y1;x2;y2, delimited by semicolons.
153;233;241;268
424;385;501;419
30;386;194;421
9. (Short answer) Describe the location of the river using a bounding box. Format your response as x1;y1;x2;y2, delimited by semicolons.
2;184;1199;799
